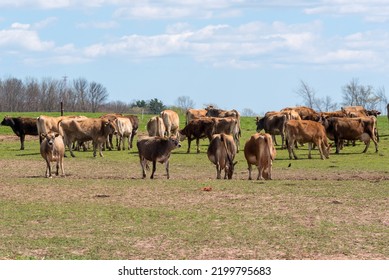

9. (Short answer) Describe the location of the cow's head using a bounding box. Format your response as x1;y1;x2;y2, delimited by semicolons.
255;116;264;132
42;132;59;146
103;119;117;135
168;136;182;149
226;157;238;180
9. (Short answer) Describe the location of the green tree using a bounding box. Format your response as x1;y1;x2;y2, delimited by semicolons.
148;98;166;114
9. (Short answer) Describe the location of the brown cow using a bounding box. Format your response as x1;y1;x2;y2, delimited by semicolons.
40;132;65;178
285;120;331;160
207;133;237;179
59;117;116;157
179;117;215;153
147;116;166;137
282;106;320;121
185;108;207;125
1;116;38;150
205;106;240;119
161;109;180;137
244;133;276;180
322;117;378;154
137;136;181;179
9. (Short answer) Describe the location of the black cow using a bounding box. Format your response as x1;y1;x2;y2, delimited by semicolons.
1;116;38;150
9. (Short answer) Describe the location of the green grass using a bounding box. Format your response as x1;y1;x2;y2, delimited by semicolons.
0;112;388;259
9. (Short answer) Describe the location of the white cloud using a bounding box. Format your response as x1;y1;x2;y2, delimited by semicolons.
0;25;54;51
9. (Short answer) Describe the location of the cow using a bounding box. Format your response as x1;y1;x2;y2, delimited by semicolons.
322;117;378;154
100;113;122;150
284;120;331;160
281;106;320;121
207;133;237;179
40;132;65;178
185;108;207;125
206;107;241;150
244;133;276;180
123;114;139;149
205;106;240;119
1;116;38;150
160;109;180;137
147;116;166;137
37;115;86;143
137;136;181;179
115;117;133;151
255;112;287;148
59;117;116;157
179;117;216;153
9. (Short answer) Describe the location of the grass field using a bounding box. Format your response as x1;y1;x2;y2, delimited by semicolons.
0;112;388;259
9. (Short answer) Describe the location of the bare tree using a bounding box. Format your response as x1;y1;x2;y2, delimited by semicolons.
242;108;257;117
176;96;195;111
342;78;382;110
88;81;108;113
296;80;317;109
73;78;89;112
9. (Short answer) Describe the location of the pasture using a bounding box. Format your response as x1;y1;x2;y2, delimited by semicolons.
0;112;388;260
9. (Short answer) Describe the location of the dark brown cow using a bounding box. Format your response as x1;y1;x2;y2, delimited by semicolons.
40;132;65;178
322;117;378;154
1;116;38;150
179;118;215;153
244;133;276;180
137;136;181;179
205;106;240;119
255;112;287;148
285;120;331;160
59;117;116;157
207;133;237;179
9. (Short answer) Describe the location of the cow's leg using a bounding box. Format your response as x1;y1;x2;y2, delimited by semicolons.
268;163;273;180
216;163;222;179
165;160;170;179
45;159;52;178
59;157;65;176
247;163;253;180
150;160;157;179
291;140;298;159
140;157;147;179
20;134;25;150
118;136;123;151
128;133;132;150
187;138;192;153
308;143;312;159
67;138;76;158
98;142;104;157
256;164;264;180
362;140;371;153
196;138;200;153
335;137;341;154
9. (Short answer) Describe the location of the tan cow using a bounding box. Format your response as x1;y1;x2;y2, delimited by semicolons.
137;136;181;179
59;117;116;157
160;109;180;137
115;117;133;151
147;116;166;137
185;108;207;125
40;132;65;178
285;120;331;160
37;115;86;142
207;133;237;179
244;133;276;180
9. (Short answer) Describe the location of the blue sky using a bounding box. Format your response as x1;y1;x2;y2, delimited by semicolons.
1;0;389;114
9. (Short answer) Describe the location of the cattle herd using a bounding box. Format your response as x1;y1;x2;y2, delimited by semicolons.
0;104;381;179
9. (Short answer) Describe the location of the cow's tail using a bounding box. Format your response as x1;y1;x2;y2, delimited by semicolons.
221;134;234;165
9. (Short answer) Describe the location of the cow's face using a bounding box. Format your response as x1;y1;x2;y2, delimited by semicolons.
169;137;182;148
1;116;12;126
255;117;264;132
43;132;58;146
104;120;117;135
